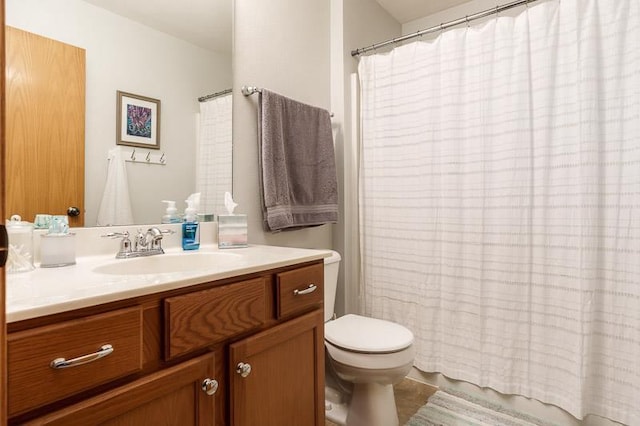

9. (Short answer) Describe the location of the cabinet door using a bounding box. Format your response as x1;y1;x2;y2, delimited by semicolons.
230;309;324;426
24;353;217;426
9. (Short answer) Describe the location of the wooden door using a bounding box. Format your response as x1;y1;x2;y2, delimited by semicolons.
1;3;8;425
23;353;217;426
230;310;325;426
5;26;85;227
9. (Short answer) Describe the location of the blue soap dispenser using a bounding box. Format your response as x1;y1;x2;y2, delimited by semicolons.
182;193;200;250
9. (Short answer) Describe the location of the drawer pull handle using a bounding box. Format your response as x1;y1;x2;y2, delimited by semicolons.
236;362;252;378
293;284;317;296
50;344;114;369
201;378;219;396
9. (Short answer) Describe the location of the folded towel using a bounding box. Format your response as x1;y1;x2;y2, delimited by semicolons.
97;147;134;226
258;90;338;231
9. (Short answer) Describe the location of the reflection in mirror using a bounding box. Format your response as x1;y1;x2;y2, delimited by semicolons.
5;0;232;227
196;89;233;219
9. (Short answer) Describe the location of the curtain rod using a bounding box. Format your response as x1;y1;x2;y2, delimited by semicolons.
198;88;232;102
351;0;541;57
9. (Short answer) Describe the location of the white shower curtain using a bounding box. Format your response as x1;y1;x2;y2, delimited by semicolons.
358;0;639;423
196;93;233;216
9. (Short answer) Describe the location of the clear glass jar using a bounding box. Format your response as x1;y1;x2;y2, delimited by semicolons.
6;214;35;273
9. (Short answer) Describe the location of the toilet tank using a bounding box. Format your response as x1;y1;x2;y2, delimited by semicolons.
323;250;341;322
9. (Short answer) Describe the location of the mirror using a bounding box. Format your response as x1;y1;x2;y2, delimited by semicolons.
5;0;232;226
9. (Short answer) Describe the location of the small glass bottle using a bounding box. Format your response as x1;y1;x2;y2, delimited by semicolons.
6;214;35;273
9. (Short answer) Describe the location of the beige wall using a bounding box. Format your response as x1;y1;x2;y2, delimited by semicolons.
233;0;332;249
331;0;400;316
232;0;399;313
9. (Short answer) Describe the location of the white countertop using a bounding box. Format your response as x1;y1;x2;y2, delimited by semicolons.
6;244;330;323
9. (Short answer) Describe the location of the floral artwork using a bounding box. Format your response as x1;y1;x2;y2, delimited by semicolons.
126;104;153;138
116;91;161;149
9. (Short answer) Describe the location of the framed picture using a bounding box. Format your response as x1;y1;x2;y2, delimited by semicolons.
116;91;161;149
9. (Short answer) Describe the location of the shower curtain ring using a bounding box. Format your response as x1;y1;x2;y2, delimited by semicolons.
146;152;151;162
131;148;136;161
465;16;469;28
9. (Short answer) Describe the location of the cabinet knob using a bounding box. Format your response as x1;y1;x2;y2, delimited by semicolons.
236;362;252;378
201;378;219;396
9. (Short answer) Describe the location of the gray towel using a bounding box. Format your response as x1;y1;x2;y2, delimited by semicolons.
258;89;338;232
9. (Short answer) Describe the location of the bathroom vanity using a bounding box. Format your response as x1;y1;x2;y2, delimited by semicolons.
6;242;328;425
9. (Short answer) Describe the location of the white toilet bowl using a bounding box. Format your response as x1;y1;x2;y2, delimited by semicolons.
323;251;416;425
324;313;415;426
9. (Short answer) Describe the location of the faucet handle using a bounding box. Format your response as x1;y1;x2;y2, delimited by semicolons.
101;231;132;258
101;231;130;239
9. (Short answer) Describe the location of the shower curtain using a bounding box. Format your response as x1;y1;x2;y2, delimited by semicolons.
196;93;233;216
358;0;639;423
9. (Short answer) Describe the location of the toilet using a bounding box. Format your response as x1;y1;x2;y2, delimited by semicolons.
323;251;415;426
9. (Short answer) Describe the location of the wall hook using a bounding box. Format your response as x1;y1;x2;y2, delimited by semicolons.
124;149;165;166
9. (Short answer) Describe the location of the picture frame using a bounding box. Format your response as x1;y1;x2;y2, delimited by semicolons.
116;91;161;149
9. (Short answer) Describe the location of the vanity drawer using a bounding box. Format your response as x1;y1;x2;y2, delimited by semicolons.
277;263;324;318
8;306;143;417
164;277;268;360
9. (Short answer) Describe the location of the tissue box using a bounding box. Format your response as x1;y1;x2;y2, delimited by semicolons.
218;215;248;249
40;234;76;267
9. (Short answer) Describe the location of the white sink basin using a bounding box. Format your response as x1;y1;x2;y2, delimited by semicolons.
92;252;244;275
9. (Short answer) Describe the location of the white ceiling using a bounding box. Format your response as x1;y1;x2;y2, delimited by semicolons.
82;0;232;54
375;0;474;24
81;0;472;53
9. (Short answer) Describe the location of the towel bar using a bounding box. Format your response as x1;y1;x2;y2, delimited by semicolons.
241;86;262;96
241;86;334;117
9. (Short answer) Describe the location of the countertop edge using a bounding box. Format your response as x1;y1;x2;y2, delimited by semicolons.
7;246;331;323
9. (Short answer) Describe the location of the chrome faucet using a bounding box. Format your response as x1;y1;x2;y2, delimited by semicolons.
102;227;172;259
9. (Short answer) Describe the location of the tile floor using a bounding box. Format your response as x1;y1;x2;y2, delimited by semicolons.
325;378;437;426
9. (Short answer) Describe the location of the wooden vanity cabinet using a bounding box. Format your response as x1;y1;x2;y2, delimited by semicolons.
7;260;325;425
230;309;324;426
22;352;217;426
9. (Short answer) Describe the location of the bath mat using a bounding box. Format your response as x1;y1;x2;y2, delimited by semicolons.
406;388;562;426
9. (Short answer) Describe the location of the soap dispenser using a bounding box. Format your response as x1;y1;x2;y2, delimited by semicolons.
161;200;181;224
182;193;200;250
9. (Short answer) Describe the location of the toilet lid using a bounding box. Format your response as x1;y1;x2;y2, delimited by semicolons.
325;314;414;353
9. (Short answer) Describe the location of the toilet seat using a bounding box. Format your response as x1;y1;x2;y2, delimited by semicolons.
325;314;414;353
